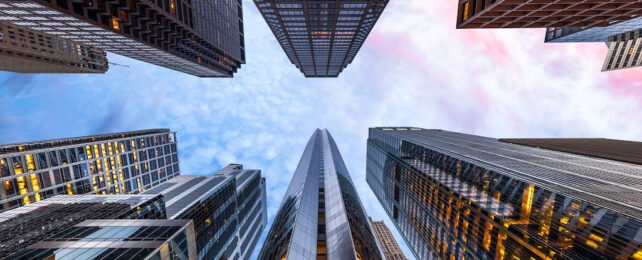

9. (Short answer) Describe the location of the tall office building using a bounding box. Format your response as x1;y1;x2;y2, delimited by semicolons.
367;127;642;259
259;129;382;260
0;129;180;212
456;0;641;29
0;0;244;77
143;164;267;260
0;22;108;73
254;0;388;77
368;217;407;260
8;219;198;260
0;194;167;256
601;29;642;71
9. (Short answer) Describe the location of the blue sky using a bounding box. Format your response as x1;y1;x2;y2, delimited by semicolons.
2;0;642;259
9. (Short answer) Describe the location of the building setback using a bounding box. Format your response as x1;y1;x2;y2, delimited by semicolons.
254;0;388;77
259;129;382;260
544;16;642;43
0;129;180;212
143;164;267;260
0;0;244;77
366;127;642;259
368;217;407;260
0;22;108;73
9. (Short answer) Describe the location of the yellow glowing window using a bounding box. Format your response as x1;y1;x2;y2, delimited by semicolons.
23;196;30;205
34;193;40;202
560;217;569;225
67;184;73;194
170;0;176;16
630;46;635;55
633;250;642;260
462;2;469;21
112;17;120;30
205;218;211;225
589;233;603;243
317;241;327;254
25;154;35;172
586;240;598;249
30;174;39;191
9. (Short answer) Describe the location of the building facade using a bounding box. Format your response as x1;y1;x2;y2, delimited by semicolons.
544;16;642;43
143;164;267;260
0;194;167;256
254;0;388;77
8;219;198;260
369;217;407;260
367;127;642;259
259;129;382;260
0;129;180;212
0;22;107;73
601;29;642;71
457;0;642;29
0;0;245;77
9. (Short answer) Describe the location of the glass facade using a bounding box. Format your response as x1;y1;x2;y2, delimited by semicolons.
0;0;244;77
7;219;197;260
544;17;642;43
0;194;167;256
0;129;180;213
259;129;382;260
254;0;388;77
142;164;267;260
367;127;642;260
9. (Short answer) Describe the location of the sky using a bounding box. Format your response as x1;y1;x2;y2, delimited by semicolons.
2;0;642;259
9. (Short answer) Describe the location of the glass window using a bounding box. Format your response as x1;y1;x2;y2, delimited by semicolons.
0;158;9;177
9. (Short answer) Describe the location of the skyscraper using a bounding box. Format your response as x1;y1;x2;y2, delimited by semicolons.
0;22;108;73
0;129;180;212
8;219;198;260
0;0;245;77
254;0;388;77
601;29;642;71
143;164;267;260
259;129;382;260
368;217;407;260
0;194;167;256
367;127;642;259
456;0;641;29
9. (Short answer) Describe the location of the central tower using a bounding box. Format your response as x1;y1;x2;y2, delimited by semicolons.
259;129;382;260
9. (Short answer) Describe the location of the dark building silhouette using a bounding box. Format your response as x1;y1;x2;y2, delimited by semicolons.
254;0;388;77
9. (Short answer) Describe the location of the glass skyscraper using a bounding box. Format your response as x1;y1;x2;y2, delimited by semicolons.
366;127;642;260
0;0;245;77
143;163;267;260
259;129;382;260
0;129;180;213
253;0;388;77
0;194;168;256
